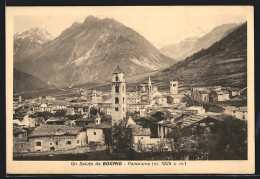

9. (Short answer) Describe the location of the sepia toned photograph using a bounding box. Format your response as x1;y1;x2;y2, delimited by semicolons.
6;6;254;174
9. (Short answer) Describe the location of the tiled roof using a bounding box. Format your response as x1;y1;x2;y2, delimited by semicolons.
46;117;67;122
28;125;83;137
186;106;204;111
85;122;111;129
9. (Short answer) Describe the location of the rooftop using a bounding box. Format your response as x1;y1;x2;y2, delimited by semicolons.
132;128;151;136
113;65;124;74
28;125;84;137
46;117;67;122
85;122;111;129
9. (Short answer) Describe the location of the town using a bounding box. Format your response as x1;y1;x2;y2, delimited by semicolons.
13;66;247;160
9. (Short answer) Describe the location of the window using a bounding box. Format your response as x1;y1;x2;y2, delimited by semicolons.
56;141;59;145
66;141;72;145
77;140;80;144
36;141;41;146
115;97;119;104
122;86;124;92
123;107;124;111
115;86;119;93
115;107;118;111
243;115;245;119
141;137;143;139
115;75;119;81
123;97;124;104
94;132;96;135
49;142;53;146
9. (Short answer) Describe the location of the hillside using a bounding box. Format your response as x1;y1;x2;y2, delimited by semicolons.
152;22;247;89
14;69;50;94
14;16;176;87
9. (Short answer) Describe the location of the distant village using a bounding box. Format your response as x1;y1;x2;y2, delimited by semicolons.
13;66;248;160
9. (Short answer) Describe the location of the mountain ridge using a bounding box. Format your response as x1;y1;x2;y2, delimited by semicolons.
14;16;176;87
160;23;240;61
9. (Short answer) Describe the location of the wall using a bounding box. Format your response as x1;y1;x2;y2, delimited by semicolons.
28;134;86;152
87;128;105;144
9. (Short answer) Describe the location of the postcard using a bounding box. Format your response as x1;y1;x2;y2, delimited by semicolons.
6;6;254;174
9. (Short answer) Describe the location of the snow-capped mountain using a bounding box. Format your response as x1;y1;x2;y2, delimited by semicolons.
14;28;54;61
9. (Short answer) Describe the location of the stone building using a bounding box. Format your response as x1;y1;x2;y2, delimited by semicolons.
28;125;87;152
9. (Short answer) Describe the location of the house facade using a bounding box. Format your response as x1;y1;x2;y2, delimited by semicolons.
28;125;86;152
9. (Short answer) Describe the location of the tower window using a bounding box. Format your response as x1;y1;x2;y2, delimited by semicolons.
123;97;124;104
115;97;119;104
115;107;119;111
36;141;41;146
122;86;124;92
115;86;119;93
116;75;119;81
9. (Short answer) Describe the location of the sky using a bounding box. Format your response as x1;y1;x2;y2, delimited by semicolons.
13;6;250;48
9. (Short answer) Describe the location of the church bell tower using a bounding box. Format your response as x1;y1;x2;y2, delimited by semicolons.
111;65;126;125
148;76;153;101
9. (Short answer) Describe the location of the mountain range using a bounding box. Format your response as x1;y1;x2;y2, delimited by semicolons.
152;22;247;89
14;16;175;88
159;23;240;61
13;16;247;94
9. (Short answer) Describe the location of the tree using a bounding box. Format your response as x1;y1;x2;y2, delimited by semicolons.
111;118;132;150
29;111;53;120
102;128;112;154
209;116;247;160
53;110;66;117
90;107;98;116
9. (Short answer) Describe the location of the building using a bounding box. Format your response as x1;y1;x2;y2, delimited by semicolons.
191;90;210;103
111;66;126;125
46;117;69;125
92;90;97;104
85;113;111;144
13;126;27;142
209;91;230;102
223;106;248;120
157;114;219;139
153;95;168;106
126;102;149;116
17;114;36;128
99;102;112;116
167;94;185;104
226;88;241;97
186;106;206;115
170;81;178;95
126;116;159;151
28;125;87;152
